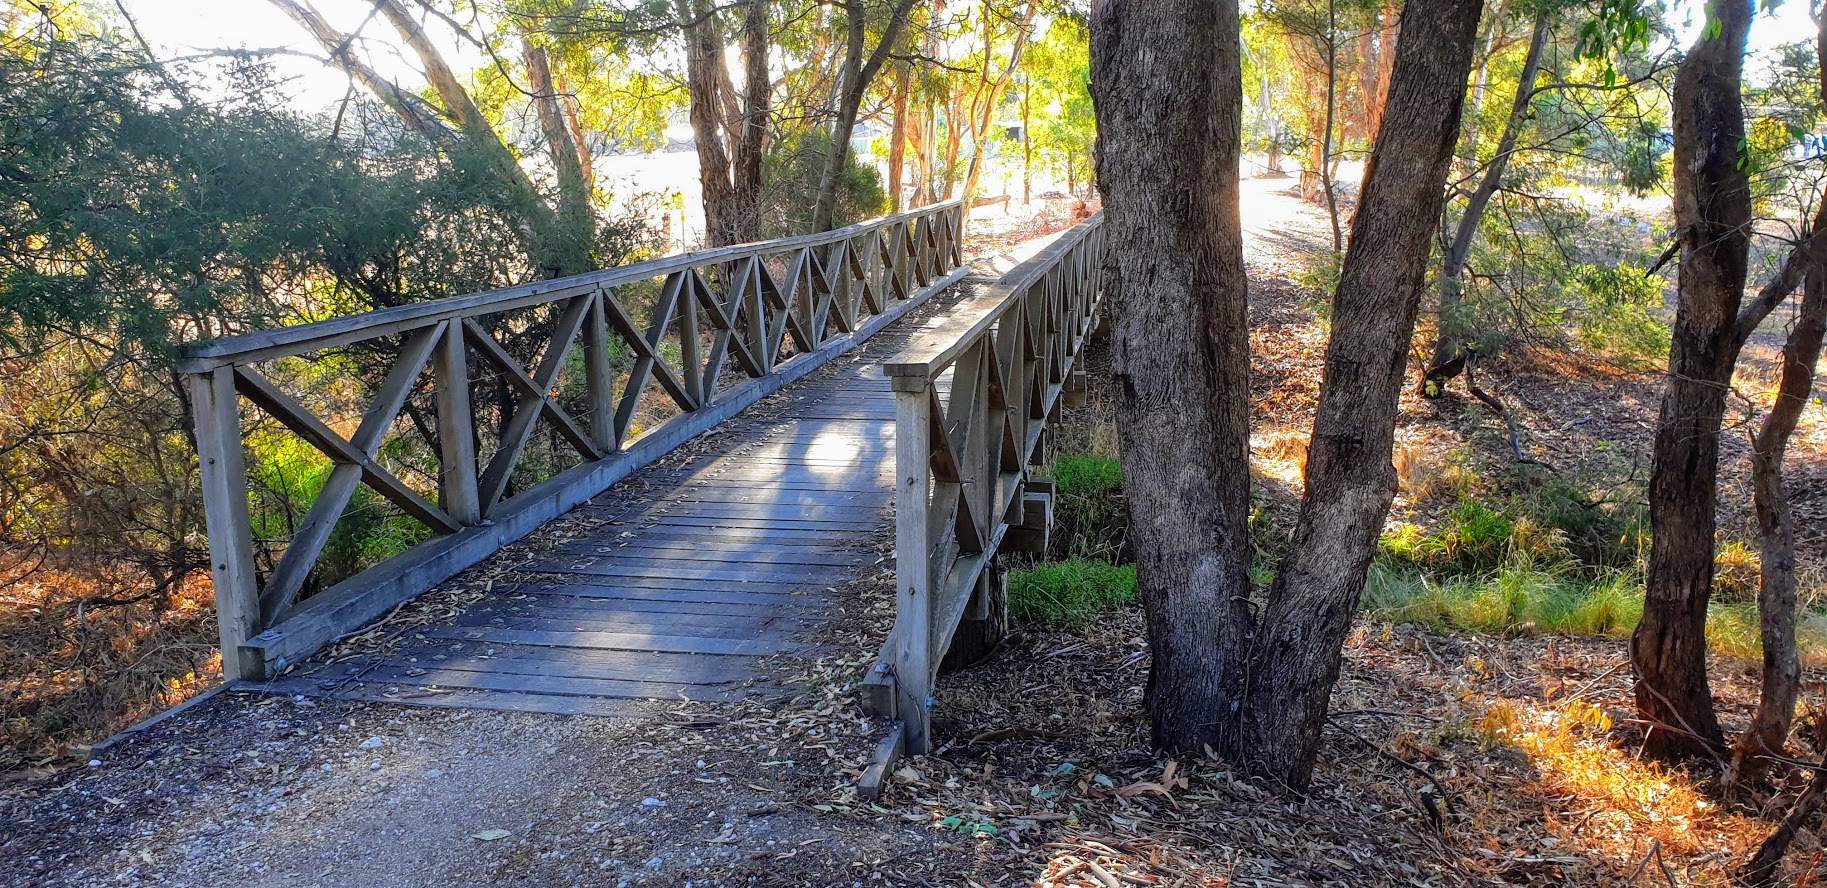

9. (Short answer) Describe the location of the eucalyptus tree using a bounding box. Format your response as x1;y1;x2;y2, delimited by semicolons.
810;0;919;232
1632;0;1755;761
1092;0;1486;787
267;0;598;276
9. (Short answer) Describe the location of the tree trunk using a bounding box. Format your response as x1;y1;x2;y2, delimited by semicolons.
1738;148;1827;776
733;0;770;243
888;58;913;212
1425;14;1547;389
811;0;918;233
1364;5;1397;142
1454;0;1507;179
1240;0;1485;789
521;39;594;268
942;88;965;200
1319;3;1341;253
1090;0;1255;756
1633;0;1755;762
961;0;1037;211
553;69;594;189
679;0;743;246
1739;232;1827;773
1021;79;1032;204
915;0;944;206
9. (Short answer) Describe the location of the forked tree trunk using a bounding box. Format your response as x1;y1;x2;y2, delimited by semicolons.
1240;0;1484;788
1426;14;1547;388
811;0;918;232
1734;17;1827;775
522;39;594;264
268;0;588;276
1740;228;1827;773
1089;0;1257;755
961;0;1037;210
1633;0;1755;762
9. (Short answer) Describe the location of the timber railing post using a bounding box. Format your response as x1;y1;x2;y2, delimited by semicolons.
189;366;260;681
891;376;934;752
584;290;619;453
873;212;1104;748
433;321;481;525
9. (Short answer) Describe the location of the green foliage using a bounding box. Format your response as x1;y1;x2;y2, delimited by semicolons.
1566;263;1672;368
1023;20;1096;193
1457;194;1670;366
1293;249;1342;316
0;39;541;357
1055;454;1123;497
1008;559;1138;630
760;128;887;236
1574;0;1651;79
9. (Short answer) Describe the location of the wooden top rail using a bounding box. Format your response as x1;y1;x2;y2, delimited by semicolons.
869;213;1105;754
882;213;1103;384
179;200;964;372
185;201;966;682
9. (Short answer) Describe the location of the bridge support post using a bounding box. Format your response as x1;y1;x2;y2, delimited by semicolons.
433;322;481;525
940;563;1008;671
189;366;261;681
890;381;934;753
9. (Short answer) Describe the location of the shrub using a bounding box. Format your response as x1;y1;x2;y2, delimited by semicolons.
1567;263;1671;369
759;128;887;236
1009;559;1137;630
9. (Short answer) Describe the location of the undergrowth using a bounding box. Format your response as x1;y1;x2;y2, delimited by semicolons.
1018;443;1825;666
1365;487;1827;664
1008;559;1137;630
1049;454;1126;561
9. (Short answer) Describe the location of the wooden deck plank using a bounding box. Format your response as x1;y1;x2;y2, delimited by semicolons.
453;609;809;639
251;677;655;716
422;625;809;656
551;543;872;568
497;580;808;603
328;663;752;702
527;561;841;586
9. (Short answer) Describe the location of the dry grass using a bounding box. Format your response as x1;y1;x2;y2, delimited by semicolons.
0;557;219;769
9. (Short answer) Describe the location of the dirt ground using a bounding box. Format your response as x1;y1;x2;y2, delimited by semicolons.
3;177;1824;887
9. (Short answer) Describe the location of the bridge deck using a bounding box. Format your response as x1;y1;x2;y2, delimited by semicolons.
253;284;969;715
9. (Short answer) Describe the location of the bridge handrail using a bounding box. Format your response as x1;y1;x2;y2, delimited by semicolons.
872;213;1105;753
184;201;966;682
180;200;964;371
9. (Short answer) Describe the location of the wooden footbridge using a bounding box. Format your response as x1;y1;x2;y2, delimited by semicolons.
180;202;1104;750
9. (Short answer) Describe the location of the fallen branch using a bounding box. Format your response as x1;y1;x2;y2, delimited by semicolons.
1325;717;1454;831
1463;351;1556;472
1742;742;1827;887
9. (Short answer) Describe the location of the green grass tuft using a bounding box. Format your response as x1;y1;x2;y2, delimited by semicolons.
1009;559;1137;630
1047;454;1128;561
1053;454;1123;497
